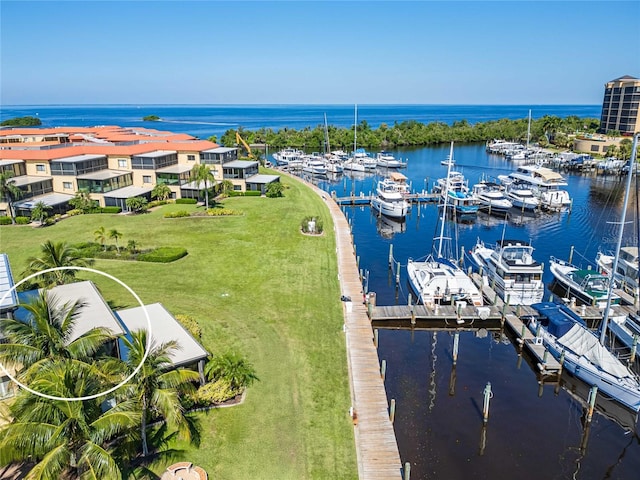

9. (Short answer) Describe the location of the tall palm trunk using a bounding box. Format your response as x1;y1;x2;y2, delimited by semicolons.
141;395;149;457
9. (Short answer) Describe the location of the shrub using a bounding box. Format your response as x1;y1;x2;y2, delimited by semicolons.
206;208;242;216
196;378;238;405
176;198;197;204
66;209;83;216
138;246;188;263
15;216;30;225
70;241;103;258
175;314;202;340
301;216;323;234
0;216;12;225
266;182;284;198
164;210;191;218
228;190;261;197
100;206;122;214
43;217;56;226
147;199;173;208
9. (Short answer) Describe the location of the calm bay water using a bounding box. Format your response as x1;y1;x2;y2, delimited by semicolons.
3;104;638;479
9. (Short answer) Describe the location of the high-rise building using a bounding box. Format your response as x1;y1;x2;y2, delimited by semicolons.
599;75;640;135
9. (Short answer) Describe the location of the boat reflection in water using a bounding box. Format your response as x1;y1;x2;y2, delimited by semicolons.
375;213;406;239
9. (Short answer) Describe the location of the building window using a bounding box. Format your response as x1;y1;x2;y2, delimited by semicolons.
143;175;152;183
118;159;128;168
234;184;242;191
63;182;72;189
187;154;196;161
36;164;46;172
591;145;600;152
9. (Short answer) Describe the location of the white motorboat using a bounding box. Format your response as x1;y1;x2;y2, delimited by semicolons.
525;302;640;412
596;246;638;297
504;182;540;211
272;148;304;167
433;164;479;216
370;178;411;219
301;155;327;175
500;165;572;211
549;257;621;308
407;141;484;308
471;181;512;214
376;151;406;169
471;238;544;305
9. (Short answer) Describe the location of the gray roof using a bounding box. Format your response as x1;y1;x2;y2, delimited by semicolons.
54;154;107;163
76;169;130;181
133;150;177;158
223;160;258;168
17;281;127;343
116;303;209;367
246;174;280;184
0;253;18;311
13;192;74;209
0;159;24;167
12;175;52;187
155;164;194;174
103;185;153;199
203;147;237;154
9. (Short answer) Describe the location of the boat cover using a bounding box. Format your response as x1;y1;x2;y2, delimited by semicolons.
558;324;633;380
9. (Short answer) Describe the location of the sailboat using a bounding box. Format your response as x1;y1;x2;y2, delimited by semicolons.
526;134;640;412
322;113;343;174
407;142;483;307
342;105;376;173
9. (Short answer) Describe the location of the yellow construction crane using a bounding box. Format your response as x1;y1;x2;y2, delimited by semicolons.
235;131;254;159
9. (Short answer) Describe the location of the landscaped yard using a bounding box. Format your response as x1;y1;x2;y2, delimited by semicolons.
0;174;357;479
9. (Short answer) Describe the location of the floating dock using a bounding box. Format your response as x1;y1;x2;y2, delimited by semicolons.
334;192;439;206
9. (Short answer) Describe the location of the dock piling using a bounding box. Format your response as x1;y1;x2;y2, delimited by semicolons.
374;328;379;348
586;386;598;423
389;399;396;423
381;359;387;380
404;462;411;480
453;332;460;365
630;335;638;364
389;244;394;266
482;382;492;424
395;261;401;285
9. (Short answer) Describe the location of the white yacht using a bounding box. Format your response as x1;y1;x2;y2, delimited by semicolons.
549;257;621;308
370;178;411;219
471;181;512;214
596;246;638;297
471;238;544;305
272;148;304;167
499;165;571;211
301;154;327;175
504;182;540;211
376;151;406;169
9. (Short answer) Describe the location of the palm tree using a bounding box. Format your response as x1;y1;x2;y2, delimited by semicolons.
109;229;122;254
30;201;52;225
0;171;22;224
23;240;93;287
190;164;216;210
151;183;171;201
94;226;107;251
204;351;259;391
0;290;116;378
0;361;140;479
119;330;200;457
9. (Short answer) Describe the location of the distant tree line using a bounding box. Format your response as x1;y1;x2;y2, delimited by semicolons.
1;116;42;127
220;115;600;150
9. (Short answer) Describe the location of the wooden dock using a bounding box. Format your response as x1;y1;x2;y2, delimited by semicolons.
299;175;403;479
334;192;439;206
503;313;562;376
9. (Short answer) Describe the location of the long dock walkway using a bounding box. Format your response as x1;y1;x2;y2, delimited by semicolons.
294;175;403;479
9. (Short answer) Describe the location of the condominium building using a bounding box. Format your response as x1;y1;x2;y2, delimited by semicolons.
599;75;640;135
0;126;279;217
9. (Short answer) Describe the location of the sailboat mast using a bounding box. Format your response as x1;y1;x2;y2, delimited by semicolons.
526;109;531;150
324;113;330;154
600;132;639;344
354;104;358;154
437;141;455;258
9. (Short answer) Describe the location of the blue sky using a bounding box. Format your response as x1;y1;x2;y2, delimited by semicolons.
1;1;638;105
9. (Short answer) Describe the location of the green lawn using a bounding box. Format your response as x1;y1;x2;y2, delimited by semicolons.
0;175;357;479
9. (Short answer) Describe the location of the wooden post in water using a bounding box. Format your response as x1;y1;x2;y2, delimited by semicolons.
396;261;401;286
389;244;394;266
373;328;379;348
568;245;575;264
586;386;598;423
482;382;492;424
389;399;396;423
380;359;386;380
364;269;369;294
356;255;360;270
404;462;411;480
453;331;460;365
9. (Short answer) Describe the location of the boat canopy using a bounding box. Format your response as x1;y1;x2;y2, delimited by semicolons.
389;172;407;182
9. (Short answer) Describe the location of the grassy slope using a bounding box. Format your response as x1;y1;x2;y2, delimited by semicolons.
0;175;356;479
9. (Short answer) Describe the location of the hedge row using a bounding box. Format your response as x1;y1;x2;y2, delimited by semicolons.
137;247;188;263
175;198;198;204
228;190;261;197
